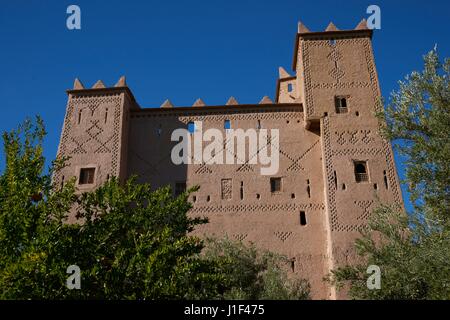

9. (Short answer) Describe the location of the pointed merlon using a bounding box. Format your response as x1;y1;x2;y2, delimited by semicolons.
325;22;339;32
92;80;106;89
278;67;291;79
193;98;206;107
297;21;310;34
259;96;273;104
114;76;127;87
355;18;368;30
160;99;174;108
73;78;84;90
226;96;238;105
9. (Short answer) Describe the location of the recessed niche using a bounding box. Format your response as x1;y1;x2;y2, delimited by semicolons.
300;211;307;226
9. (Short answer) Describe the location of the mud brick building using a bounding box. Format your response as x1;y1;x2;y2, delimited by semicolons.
55;19;403;299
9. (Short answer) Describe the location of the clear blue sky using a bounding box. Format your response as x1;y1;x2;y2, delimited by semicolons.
0;0;449;212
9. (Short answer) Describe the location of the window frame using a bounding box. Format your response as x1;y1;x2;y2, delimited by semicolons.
270;177;282;193
335;95;349;114
354;160;369;183
78;167;96;185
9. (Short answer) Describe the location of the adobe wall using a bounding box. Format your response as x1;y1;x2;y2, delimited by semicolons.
127;105;330;298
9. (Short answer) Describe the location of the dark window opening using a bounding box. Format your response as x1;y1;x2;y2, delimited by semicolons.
79;168;95;185
291;193;295;199
355;161;369;182
256;193;261;199
342;183;346;190
175;182;186;197
270;177;282;193
206;195;211;202
333;171;338;189
355;111;360;116
60;175;65;190
290;258;295;272
78;110;82;124
307;179;311;198
240;181;244;200
300;211;307;226
105;108;108;123
383;170;389;189
335;96;348;114
192;196;197;203
257;120;261;129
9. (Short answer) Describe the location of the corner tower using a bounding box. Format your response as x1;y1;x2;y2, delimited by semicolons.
293;20;403;298
55;77;138;208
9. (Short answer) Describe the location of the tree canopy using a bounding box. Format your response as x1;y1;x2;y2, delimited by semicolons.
0;117;309;299
330;49;450;300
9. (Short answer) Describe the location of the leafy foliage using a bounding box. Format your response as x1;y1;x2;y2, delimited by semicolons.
330;205;450;299
378;49;449;220
330;50;450;299
0;117;310;299
203;238;310;300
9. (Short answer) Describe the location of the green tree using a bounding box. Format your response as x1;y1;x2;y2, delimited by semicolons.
203;238;310;300
0;117;224;299
0;117;310;299
329;49;450;299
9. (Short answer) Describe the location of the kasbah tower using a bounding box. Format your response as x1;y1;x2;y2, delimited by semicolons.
55;19;403;299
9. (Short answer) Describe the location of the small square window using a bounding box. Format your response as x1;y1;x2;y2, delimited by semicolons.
287;83;293;92
335;96;348;114
187;122;195;133
175;182;186;197
224;120;231;130
79;168;95;185
270;177;282;193
354;161;369;183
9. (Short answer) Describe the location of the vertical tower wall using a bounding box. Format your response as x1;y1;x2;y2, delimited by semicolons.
54;21;405;299
55;84;135;221
296;26;403;298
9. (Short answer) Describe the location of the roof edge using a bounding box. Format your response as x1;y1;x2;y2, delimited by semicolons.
131;102;303;114
292;29;373;71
